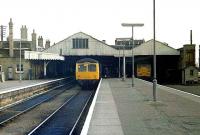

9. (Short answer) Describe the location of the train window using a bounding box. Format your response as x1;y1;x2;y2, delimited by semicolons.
88;64;96;72
78;64;87;72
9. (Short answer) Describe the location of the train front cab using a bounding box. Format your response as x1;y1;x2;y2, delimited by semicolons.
76;62;100;89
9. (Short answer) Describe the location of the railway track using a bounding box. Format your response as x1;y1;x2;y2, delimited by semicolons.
0;79;76;126
28;90;93;135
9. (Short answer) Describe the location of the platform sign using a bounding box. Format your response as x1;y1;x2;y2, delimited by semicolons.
137;64;151;77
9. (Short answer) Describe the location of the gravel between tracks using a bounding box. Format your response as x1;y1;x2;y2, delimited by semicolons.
0;86;80;135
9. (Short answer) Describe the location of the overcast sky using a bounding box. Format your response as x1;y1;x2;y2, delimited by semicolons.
0;0;199;55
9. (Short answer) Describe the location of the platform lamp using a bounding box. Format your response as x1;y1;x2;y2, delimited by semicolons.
20;39;22;81
17;38;26;82
15;39;23;81
153;0;157;101
121;23;144;87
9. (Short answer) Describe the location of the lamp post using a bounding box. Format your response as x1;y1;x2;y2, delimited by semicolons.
19;39;22;81
122;43;126;81
15;38;24;82
121;23;144;87
153;0;157;101
118;47;121;78
117;40;126;81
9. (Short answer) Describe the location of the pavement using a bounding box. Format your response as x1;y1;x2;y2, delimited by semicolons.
0;79;53;94
86;78;200;135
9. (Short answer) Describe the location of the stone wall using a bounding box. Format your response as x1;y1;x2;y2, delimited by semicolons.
0;58;31;80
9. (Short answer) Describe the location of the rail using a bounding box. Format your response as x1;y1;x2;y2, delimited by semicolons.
28;91;93;135
0;79;75;126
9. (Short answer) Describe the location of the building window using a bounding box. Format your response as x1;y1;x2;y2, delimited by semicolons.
72;38;88;49
16;64;24;72
190;69;194;76
60;49;62;55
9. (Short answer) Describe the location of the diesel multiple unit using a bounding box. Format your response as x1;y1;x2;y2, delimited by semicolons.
75;58;100;88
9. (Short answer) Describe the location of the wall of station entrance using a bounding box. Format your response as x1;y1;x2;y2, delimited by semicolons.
46;55;181;84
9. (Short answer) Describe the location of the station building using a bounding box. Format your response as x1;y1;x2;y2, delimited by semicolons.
0;19;63;80
43;31;196;84
0;19;198;84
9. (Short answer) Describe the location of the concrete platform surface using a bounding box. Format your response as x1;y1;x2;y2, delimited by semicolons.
0;79;54;94
86;78;200;135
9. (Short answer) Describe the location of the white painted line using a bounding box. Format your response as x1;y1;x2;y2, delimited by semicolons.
136;78;200;103
0;77;68;95
80;78;102;135
158;84;200;98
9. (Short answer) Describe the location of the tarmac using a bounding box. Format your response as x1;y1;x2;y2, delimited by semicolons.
84;78;200;135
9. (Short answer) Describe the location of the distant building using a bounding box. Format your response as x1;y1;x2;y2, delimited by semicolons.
20;25;28;41
179;44;195;68
37;36;44;51
45;39;50;49
36;38;51;52
0;19;44;80
115;38;145;48
178;40;198;84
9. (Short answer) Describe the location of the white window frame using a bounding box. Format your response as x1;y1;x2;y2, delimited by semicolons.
16;64;24;73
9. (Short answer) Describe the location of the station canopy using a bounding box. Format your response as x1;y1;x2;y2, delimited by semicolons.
24;51;64;60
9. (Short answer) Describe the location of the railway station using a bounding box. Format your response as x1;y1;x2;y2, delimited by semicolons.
0;18;200;135
43;31;183;84
0;19;198;84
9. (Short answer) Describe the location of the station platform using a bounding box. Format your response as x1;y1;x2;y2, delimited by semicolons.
0;79;55;94
82;78;200;135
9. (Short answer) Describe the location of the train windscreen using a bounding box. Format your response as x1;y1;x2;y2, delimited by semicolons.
78;64;87;72
88;64;96;72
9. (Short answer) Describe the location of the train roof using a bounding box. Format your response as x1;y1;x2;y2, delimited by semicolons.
76;58;98;63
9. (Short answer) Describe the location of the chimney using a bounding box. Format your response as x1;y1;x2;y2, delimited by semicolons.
45;40;50;49
31;29;37;51
38;36;43;47
0;25;5;48
190;30;192;45
9;18;14;57
21;25;28;40
0;25;6;42
1;25;3;42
